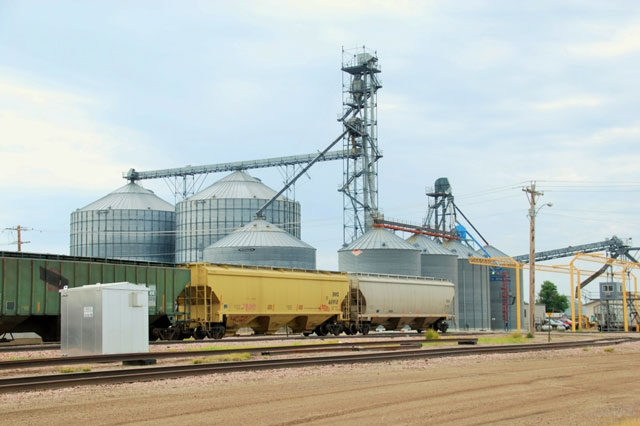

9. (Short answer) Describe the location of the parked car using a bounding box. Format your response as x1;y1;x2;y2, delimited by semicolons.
549;319;568;330
538;319;568;331
558;318;574;329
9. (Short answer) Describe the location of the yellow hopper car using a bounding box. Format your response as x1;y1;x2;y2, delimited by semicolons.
178;264;350;339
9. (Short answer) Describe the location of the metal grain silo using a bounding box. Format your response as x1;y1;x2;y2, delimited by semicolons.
338;228;420;276
478;245;524;331
175;171;300;263
443;239;490;330
407;234;458;284
202;218;316;269
70;182;175;263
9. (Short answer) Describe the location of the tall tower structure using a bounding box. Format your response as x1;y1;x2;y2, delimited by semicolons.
424;177;457;234
339;46;382;246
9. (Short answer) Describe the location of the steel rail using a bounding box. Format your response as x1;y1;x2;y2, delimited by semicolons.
0;332;482;353
0;337;632;393
0;338;476;370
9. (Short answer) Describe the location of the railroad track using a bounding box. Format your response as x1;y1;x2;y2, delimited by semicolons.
0;337;633;393
0;338;476;370
0;331;480;353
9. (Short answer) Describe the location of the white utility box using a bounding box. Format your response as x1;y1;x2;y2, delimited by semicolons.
60;282;149;356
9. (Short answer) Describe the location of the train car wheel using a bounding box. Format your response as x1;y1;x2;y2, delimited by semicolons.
194;326;206;340
315;324;328;337
211;326;225;340
360;324;370;335
349;323;358;335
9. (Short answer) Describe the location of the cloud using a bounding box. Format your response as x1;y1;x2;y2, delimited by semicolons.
533;95;604;111
0;72;146;190
568;20;640;58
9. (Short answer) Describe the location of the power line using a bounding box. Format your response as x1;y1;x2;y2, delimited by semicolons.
3;225;31;252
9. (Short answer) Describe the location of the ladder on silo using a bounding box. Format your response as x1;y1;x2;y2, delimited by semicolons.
501;271;509;327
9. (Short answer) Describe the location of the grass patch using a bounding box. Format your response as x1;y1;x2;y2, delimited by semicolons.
190;353;252;364
478;334;530;345
425;329;440;340
189;340;339;352
58;366;92;373
583;347;590;352
604;347;615;353
422;341;458;347
526;332;534;339
8;356;29;361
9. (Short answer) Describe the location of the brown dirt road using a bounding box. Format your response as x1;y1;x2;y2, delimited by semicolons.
2;343;640;426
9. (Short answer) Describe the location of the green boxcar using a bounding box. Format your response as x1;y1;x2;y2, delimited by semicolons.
0;251;190;341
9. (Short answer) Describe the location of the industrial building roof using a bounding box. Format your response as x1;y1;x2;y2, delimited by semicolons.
339;228;419;251
479;245;509;258
407;234;455;255
442;240;478;259
78;183;174;212
187;171;291;201
206;219;314;249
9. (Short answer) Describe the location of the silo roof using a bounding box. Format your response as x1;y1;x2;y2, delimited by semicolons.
78;183;174;212
188;171;290;201
442;240;478;259
407;234;455;255
339;228;419;251
206;219;313;249
478;245;509;258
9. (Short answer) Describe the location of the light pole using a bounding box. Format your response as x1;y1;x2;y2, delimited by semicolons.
523;181;552;336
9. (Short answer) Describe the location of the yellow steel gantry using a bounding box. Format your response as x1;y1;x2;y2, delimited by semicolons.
468;254;640;333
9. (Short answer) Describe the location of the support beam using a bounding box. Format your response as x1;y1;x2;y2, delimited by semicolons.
123;150;357;182
514;237;628;263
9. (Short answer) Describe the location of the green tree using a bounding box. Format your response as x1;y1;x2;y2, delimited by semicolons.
537;281;569;313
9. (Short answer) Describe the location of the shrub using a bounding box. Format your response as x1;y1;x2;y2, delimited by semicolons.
526;332;534;339
425;329;440;340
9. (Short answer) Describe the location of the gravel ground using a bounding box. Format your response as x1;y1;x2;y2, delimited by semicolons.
1;336;640;425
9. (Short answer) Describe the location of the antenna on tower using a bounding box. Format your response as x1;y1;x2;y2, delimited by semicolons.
338;46;383;246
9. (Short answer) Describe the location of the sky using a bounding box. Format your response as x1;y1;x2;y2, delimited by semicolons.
1;1;639;301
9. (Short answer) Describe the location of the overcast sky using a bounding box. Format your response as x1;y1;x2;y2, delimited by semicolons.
1;1;639;300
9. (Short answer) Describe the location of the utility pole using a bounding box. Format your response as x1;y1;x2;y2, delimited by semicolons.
5;225;31;252
523;182;544;336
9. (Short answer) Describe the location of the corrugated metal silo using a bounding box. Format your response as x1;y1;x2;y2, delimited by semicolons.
407;234;458;284
338;228;420;276
478;245;524;331
175;171;301;263
442;239;490;330
202;218;316;269
70;182;175;263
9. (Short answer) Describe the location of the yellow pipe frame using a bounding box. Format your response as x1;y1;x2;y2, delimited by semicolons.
577;269;581;330
516;262;521;332
634;275;639;332
570;264;576;332
622;271;629;332
469;253;640;333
